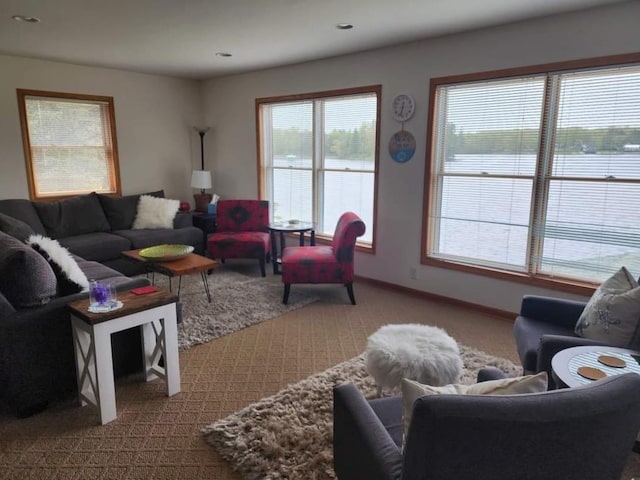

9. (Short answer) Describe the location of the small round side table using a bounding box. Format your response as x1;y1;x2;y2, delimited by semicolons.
268;221;315;274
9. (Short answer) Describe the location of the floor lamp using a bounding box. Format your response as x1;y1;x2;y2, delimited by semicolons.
192;126;212;212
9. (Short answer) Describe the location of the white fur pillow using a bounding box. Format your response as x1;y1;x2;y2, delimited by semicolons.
27;234;89;295
401;372;548;450
132;195;180;229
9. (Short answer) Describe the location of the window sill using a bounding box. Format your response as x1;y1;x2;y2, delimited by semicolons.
421;257;598;296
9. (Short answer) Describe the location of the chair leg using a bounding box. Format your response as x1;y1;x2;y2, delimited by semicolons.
259;258;266;277
346;283;356;305
283;284;290;304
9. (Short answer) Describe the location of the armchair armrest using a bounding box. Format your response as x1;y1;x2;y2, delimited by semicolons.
173;211;193;229
333;383;402;480
520;295;587;329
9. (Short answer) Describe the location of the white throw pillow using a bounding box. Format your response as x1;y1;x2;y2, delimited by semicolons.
132;195;180;229
574;266;640;349
26;234;89;295
401;372;548;450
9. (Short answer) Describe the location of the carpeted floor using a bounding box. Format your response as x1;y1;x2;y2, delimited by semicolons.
202;348;523;480
150;269;317;350
0;263;638;479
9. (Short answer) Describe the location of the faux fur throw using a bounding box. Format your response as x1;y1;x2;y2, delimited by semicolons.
27;234;89;295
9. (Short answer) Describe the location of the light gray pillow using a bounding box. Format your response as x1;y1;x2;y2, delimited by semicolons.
574;266;640;349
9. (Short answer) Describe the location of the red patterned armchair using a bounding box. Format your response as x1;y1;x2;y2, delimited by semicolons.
207;200;270;277
281;212;365;305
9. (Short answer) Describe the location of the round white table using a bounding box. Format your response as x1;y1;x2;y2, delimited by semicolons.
551;345;640;388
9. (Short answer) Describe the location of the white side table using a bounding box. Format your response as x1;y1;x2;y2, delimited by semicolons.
67;289;180;425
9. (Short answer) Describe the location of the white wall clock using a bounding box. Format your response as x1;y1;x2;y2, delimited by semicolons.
391;94;416;122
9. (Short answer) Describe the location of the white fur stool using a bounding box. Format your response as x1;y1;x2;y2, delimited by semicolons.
365;324;463;395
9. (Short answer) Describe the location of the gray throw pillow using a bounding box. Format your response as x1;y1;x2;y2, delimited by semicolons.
0;212;35;241
0;231;57;307
33;192;111;239
0;290;16;317
98;190;166;231
574;266;640;349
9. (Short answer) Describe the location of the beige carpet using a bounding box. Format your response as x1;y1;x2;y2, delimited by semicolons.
202;348;522;479
0;265;638;479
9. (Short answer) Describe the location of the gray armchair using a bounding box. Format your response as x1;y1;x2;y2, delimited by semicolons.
333;371;640;480
513;295;612;387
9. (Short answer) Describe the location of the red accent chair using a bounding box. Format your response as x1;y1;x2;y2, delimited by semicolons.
281;212;365;305
207;200;270;277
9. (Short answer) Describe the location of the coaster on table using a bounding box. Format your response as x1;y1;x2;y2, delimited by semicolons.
577;366;607;381
597;355;626;368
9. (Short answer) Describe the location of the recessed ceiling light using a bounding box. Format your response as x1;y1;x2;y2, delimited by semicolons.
12;15;40;23
336;23;353;30
216;52;232;57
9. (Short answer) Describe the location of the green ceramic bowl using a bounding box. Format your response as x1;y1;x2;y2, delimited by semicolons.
138;244;194;261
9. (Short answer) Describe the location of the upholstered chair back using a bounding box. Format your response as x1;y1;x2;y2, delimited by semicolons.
216;200;269;233
331;212;366;264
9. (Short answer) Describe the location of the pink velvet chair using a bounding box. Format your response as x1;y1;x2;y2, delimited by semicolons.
281;212;365;305
207;200;270;277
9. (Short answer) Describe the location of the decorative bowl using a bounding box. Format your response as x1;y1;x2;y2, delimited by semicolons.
138;244;194;261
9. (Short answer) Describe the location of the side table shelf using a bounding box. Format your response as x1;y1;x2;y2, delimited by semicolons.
192;212;217;246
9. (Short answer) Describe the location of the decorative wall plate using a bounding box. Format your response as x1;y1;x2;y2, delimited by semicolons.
389;130;416;163
139;244;194;261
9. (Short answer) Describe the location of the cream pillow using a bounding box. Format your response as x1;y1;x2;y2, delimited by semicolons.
574;266;640;349
401;372;548;449
132;195;180;229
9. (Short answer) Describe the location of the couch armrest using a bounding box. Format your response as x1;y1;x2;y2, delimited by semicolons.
174;211;192;229
333;383;402;480
520;295;587;329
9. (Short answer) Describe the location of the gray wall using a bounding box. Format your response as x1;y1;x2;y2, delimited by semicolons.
200;1;640;312
1;1;638;312
0;55;203;201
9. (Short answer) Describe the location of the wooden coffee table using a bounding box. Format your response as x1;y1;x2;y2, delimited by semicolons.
122;249;219;303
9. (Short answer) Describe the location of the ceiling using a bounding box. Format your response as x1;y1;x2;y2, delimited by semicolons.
0;0;628;80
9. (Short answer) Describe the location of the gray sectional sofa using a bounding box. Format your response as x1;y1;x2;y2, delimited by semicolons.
0;191;203;417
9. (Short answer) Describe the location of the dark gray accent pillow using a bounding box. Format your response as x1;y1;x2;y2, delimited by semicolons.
0;231;57;307
33;192;111;239
0;290;16;317
0;212;35;241
98;190;165;231
0;199;46;234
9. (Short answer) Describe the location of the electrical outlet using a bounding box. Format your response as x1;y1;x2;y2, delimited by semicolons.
410;267;417;280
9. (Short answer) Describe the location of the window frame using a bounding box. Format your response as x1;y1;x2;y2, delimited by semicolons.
256;85;381;252
17;89;121;201
421;52;640;295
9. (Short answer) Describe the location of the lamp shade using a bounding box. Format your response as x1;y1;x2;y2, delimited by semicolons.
191;170;212;190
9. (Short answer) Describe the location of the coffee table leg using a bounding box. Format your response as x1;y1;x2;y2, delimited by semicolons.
201;271;212;303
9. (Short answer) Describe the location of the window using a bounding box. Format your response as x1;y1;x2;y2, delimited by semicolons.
424;54;640;288
257;86;380;247
17;89;121;200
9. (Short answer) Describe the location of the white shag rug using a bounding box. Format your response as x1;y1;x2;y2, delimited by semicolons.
149;269;317;350
202;345;523;480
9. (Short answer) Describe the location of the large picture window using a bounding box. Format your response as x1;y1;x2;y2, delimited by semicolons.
424;54;640;288
17;89;121;200
257;86;380;247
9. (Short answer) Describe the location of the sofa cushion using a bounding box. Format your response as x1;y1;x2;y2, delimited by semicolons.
113;227;203;250
0;199;46;234
132;195;179;229
33;192;111;239
0;231;57;307
98;190;165;231
27;235;89;296
0;212;35;241
574;266;640;349
57;232;132;263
